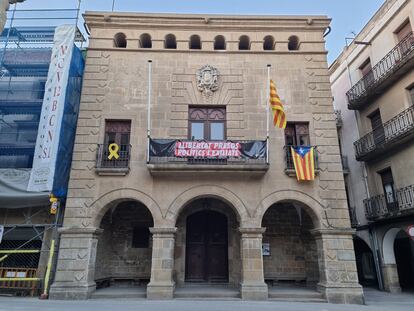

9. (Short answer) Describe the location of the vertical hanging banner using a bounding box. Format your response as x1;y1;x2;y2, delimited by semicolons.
28;25;76;192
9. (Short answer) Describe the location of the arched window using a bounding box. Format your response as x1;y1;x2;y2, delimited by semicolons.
165;34;177;49
288;35;300;51
114;32;127;48
238;35;250;50
189;34;201;49
263;35;275;51
214;35;226;50
140;33;152;48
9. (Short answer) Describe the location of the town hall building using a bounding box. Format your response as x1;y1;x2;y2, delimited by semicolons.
48;11;363;304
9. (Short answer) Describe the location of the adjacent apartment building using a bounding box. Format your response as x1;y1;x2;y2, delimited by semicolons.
49;12;363;303
330;0;414;293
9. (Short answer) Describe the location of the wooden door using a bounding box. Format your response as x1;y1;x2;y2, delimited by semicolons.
369;110;385;145
185;210;228;282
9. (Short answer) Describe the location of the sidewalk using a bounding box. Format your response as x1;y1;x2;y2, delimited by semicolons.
0;289;413;311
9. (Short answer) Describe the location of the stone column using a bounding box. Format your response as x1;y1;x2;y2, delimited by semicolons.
239;227;268;300
147;227;177;299
312;229;364;304
382;264;401;293
49;227;102;300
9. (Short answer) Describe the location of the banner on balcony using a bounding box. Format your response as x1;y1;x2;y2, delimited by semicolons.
150;139;266;159
28;25;76;193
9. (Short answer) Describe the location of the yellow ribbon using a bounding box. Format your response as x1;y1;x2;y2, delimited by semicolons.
108;143;120;160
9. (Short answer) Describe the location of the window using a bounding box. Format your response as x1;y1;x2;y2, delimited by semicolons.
189;34;201;49
288;35;299;51
165;34;177;49
188;107;226;140
214;35;226;50
359;58;372;77
395;20;412;42
408;85;414;105
139;33;152;48
368;110;385;145
284;122;309;146
132;227;150;248
104;120;131;146
263;35;275;51
379;168;396;209
360;58;374;88
114;32;127;48
238;35;250;50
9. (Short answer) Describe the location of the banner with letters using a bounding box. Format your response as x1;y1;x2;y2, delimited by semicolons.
28;25;76;192
150;139;267;160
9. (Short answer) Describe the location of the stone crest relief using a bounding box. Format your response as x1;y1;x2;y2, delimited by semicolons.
196;65;219;96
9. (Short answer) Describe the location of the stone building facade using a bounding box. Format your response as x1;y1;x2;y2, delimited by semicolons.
330;0;414;294
49;12;363;303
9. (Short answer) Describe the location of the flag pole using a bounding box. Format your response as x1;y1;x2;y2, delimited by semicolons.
147;60;152;164
266;64;271;165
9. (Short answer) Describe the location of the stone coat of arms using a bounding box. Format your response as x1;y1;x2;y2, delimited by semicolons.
196;65;219;96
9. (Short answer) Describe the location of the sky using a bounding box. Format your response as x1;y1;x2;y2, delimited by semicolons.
9;0;385;63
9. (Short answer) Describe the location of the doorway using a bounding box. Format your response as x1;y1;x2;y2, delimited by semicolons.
185;210;228;282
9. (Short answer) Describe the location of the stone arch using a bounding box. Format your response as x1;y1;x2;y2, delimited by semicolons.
383;228;401;264
165;185;249;225
91;188;163;227
254;190;325;228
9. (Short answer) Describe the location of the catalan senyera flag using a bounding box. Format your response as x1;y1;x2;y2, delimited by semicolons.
269;79;287;129
291;146;315;181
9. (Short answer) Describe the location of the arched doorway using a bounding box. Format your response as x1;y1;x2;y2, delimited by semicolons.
353;237;378;288
261;201;319;288
174;198;240;288
94;200;154;293
394;230;414;291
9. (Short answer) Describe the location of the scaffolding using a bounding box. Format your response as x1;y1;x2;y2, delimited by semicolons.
0;1;86;297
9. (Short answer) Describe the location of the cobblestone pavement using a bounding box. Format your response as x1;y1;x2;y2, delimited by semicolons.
0;289;413;311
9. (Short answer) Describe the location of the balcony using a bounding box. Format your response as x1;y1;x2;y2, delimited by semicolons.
347;32;414;110
354;105;414;161
148;139;268;176
341;155;350;174
348;206;358;228
365;184;414;221
96;144;131;175
283;145;319;177
335;110;342;128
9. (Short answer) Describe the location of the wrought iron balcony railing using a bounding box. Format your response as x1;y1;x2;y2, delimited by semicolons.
283;145;319;173
96;144;131;175
335;110;342;128
348;206;358;228
341;155;350;174
148;139;268;175
365;184;414;221
354;105;414;161
346;32;414;109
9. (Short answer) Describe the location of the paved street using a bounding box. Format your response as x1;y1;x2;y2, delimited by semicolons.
0;289;413;311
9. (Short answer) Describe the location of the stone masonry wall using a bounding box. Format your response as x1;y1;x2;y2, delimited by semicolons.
262;203;319;284
95;202;153;281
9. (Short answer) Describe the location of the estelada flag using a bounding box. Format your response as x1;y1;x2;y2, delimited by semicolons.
291;146;315;181
269;80;287;129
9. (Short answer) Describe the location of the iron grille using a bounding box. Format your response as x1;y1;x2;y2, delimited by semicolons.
346;32;414;106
